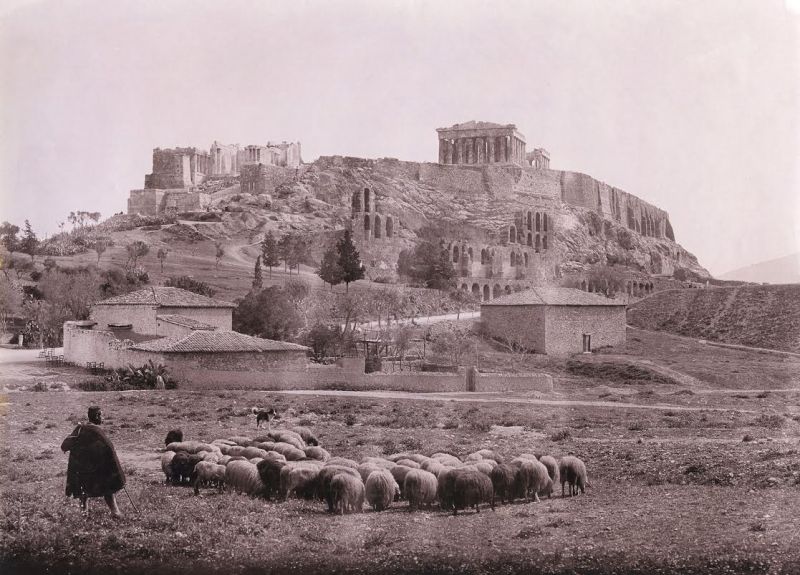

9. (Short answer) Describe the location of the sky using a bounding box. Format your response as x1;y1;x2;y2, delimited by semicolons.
1;0;798;277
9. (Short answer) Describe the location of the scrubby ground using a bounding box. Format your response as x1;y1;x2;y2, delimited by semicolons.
3;378;800;575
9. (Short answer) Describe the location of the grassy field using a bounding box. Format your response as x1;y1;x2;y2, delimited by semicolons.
2;329;800;574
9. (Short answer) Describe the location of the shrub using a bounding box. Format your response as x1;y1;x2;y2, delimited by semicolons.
108;361;176;390
164;275;217;297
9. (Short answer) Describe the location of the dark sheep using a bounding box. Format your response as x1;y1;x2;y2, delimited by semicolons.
170;451;204;485
452;469;494;515
511;459;551;502
256;457;287;500
559;456;588;497
279;464;320;501
165;429;183;446
436;468;458;511
390;465;414;500
539;455;560;490
291;426;320;447
490;463;517;506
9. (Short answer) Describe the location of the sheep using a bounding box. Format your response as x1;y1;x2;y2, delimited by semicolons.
559;456;588;497
227;436;254;447
472;449;503;464
165;429;183;446
212;438;235;447
472;461;496;476
490;464;517;506
420;459;448;477
452;469;494;515
218;455;232;466
465;452;484;463
365;469;399;511
290;426;320;447
512;458;551;502
170;451;204;485
268;431;306;451
264;450;287;463
386;452;412;462
241;447;268;460
538;455;560;490
361;457;395;469
316;465;361;512
431;452;462;466
358;462;383;484
437;468;458;511
254;441;276;452
166;441;217;454
161;451;176;483
225;460;264;497
403;469;438;511
300;446;327;461
389;453;428;465
224;445;247;458
256;457;287;500
279;464;321;501
395;458;421;469
390;465;414;500
192;461;226;495
330;473;365;515
201;450;221;463
270;442;306;461
249;457;264;466
325;457;359;469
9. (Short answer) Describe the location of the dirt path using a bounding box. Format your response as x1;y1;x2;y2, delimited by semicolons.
272;389;757;413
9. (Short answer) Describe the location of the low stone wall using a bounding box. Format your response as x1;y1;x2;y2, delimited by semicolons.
175;364;553;393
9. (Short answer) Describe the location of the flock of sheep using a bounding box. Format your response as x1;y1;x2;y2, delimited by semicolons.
160;427;589;515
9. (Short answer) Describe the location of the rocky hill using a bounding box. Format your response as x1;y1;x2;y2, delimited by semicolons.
45;154;710;300
627;285;800;353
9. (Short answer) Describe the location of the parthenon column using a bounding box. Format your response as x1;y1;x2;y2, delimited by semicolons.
487;138;496;163
439;139;446;164
456;138;464;164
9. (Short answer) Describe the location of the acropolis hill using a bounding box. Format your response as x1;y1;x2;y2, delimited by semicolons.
125;121;709;298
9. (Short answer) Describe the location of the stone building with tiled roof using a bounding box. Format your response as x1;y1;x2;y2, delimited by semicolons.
64;287;310;383
481;287;627;355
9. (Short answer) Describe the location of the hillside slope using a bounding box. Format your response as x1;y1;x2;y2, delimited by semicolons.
627;285;800;353
720;252;800;284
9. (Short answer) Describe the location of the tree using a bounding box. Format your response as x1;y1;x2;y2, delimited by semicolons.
164;276;216;297
0;276;23;338
303;323;342;362
396;249;414;279
401;240;455;291
430;323;473;366
156;247;169;274
214;242;224;270
278;232;310;275
20;220;39;261
585;267;626;298
252;255;263;290
261;231;280;278
448;288;479;320
317;244;344;289
125;240;149;269
0;222;20;252
94;239;109;265
393;326;414;370
233;286;303;341
336;229;364;292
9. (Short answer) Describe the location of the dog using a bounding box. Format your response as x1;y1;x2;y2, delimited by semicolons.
251;407;278;429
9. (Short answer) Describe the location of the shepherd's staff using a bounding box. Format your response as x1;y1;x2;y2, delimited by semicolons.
123;486;140;514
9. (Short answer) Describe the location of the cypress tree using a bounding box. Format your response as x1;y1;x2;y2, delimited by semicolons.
336;229;364;292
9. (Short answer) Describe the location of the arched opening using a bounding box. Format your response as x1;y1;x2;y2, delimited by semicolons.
480;249;487;265
374;215;382;238
493;284;501;298
535;213;541;232
461;283;468;291
468;247;473;261
581;280;587;291
509;225;516;243
483;285;490;301
526;211;532;230
626;282;632;295
472;283;480;297
543;213;548;232
351;190;362;213
527;233;532;247
535;234;541;253
524;253;529;267
452;245;459;263
504;285;512;295
510;252;516;267
364;214;371;233
513;284;523;292
363;188;371;212
386;217;393;238
542;235;548;250
588;283;594;293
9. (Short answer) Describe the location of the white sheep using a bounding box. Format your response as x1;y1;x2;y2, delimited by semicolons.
193;461;226;495
225;460;265;497
365;469;399;511
403;469;438;511
559;455;589;497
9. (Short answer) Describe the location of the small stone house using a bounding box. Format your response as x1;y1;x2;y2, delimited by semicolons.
64;287;310;379
480;287;627;355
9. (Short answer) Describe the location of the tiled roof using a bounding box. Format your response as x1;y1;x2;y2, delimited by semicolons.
131;330;310;353
95;287;235;308
481;287;628;307
157;314;217;330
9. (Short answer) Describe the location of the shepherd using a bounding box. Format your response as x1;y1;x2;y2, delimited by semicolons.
61;406;126;517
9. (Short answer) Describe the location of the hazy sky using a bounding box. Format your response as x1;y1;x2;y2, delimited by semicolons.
1;0;798;276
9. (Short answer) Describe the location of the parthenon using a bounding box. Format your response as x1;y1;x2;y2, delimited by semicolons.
436;121;527;167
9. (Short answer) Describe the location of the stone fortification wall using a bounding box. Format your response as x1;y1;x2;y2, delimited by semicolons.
127;189;210;216
418;163;486;195
240;164;298;195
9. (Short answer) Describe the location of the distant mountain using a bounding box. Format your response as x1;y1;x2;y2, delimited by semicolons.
719;252;800;284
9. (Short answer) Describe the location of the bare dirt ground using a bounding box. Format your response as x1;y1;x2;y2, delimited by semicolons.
2;329;800;574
